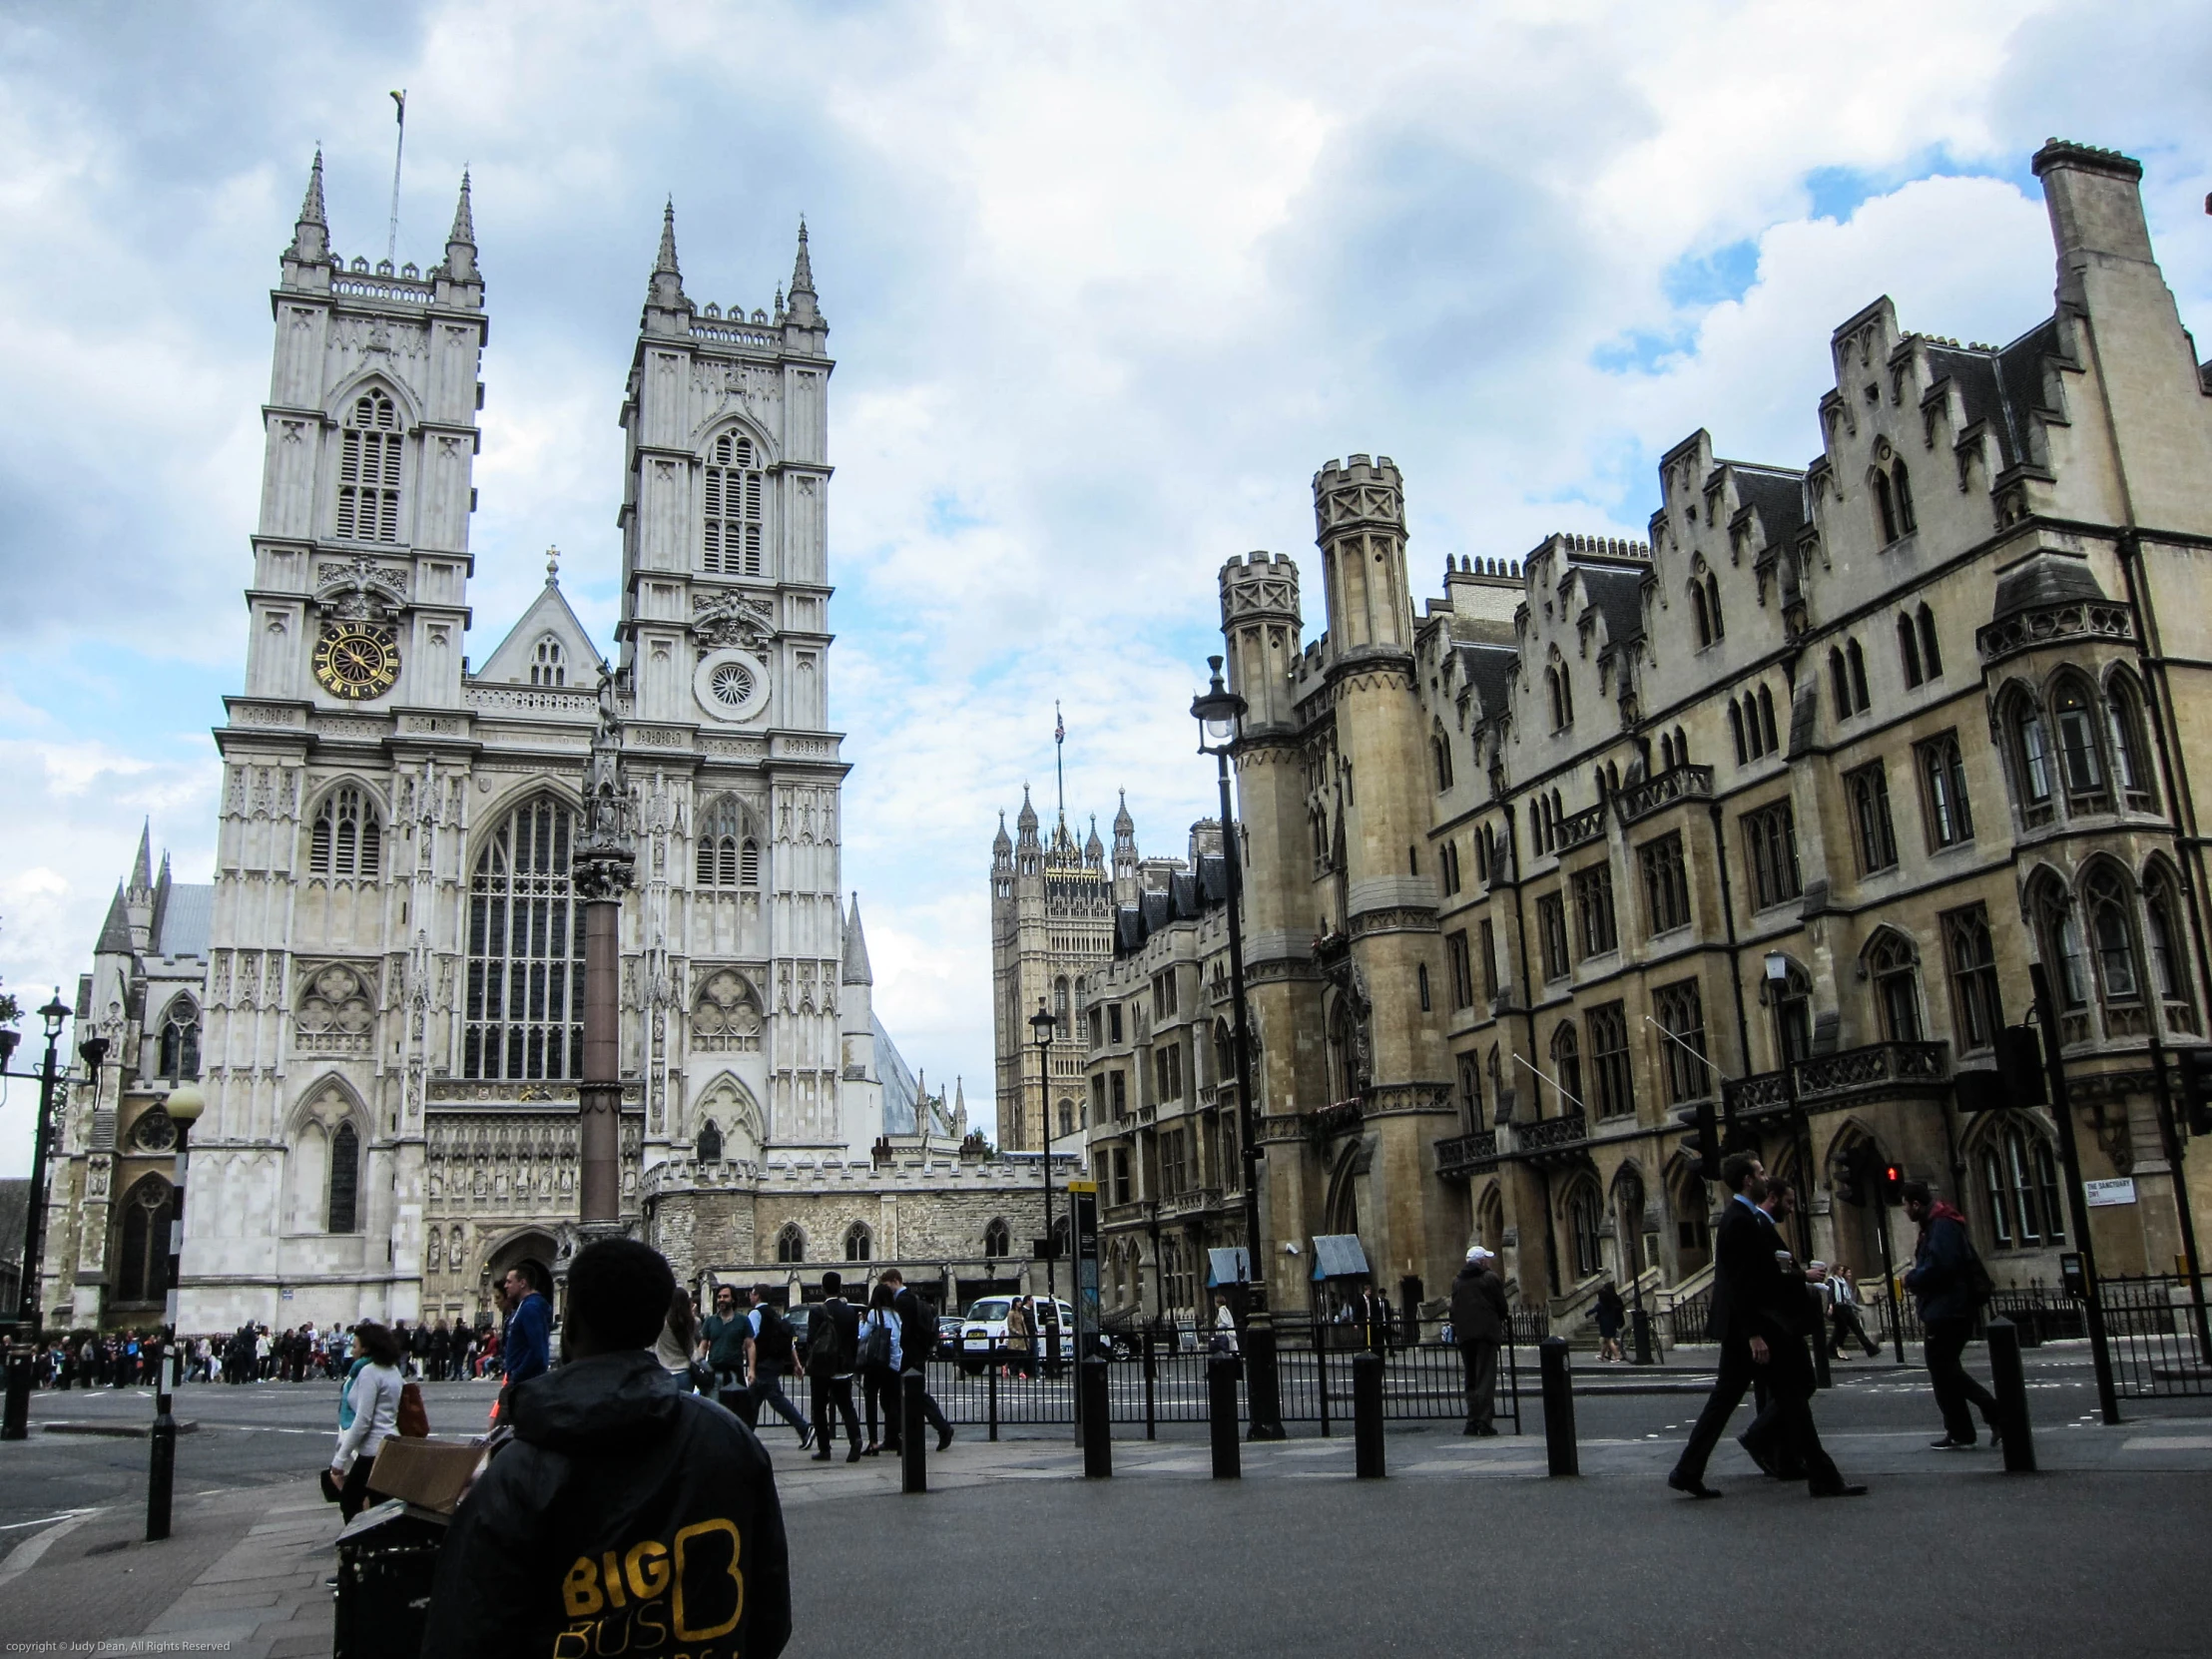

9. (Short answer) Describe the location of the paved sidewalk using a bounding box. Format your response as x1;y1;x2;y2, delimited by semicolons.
9;1397;2209;1654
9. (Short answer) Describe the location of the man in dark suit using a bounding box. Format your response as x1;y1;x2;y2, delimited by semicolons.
1668;1152;1774;1498
878;1269;954;1452
1667;1154;1869;1499
1736;1178;1863;1497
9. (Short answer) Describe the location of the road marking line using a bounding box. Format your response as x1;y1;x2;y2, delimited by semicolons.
2121;1435;2212;1450
0;1509;104;1588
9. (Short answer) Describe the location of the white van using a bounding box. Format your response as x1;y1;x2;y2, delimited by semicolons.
957;1297;1084;1372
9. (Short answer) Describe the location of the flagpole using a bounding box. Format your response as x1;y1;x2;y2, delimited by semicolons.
386;90;407;264
1054;702;1066;825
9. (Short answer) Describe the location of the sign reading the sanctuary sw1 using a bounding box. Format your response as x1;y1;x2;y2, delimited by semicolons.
2084;1178;2138;1208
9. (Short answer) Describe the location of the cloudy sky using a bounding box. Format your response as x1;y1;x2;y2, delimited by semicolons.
2;1;2208;1170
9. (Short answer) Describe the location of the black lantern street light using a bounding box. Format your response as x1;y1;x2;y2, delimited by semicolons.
1030;998;1061;1306
1192;655;1286;1439
1;991;76;1441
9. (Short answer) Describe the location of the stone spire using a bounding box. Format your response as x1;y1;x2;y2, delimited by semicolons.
785;219;821;326
130;819;154;892
286;148;329;264
96;884;132;955
645;198;689;315
1085;814;1104;867
443;169;478;281
842;892;874;986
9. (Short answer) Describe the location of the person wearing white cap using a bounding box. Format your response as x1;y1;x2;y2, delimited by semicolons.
1449;1245;1510;1434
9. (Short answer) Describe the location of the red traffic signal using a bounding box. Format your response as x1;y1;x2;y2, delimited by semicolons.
1878;1163;1906;1205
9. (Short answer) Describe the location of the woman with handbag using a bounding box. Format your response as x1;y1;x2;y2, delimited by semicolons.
855;1282;904;1455
328;1322;406;1520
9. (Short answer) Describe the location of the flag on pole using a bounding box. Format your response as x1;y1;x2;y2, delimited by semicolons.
391;89;406;124
1055;702;1064;745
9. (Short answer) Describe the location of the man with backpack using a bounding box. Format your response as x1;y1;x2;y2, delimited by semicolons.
1901;1180;2004;1450
804;1272;864;1462
744;1286;814;1448
880;1269;954;1452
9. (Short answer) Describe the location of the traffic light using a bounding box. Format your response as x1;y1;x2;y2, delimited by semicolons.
2176;1047;2212;1138
1689;1098;1722;1184
1878;1161;1906;1206
1834;1154;1865;1209
1995;1024;2048;1106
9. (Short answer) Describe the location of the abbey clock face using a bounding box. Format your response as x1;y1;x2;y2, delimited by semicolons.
312;623;401;700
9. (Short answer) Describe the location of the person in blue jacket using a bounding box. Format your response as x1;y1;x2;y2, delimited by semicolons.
501;1262;554;1388
1901;1180;2002;1449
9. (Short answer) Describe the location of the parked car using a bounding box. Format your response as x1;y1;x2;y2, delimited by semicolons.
957;1297;1099;1372
783;1302;814;1361
935;1314;965;1353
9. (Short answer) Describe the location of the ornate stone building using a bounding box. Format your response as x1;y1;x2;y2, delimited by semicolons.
38;153;1036;1334
1148;140;2212;1332
989;787;1135;1151
37;830;212;1331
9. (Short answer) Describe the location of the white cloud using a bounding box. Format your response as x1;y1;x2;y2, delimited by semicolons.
1;0;2207;1162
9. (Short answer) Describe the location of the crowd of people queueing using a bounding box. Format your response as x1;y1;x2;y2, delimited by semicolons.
23;1313;510;1388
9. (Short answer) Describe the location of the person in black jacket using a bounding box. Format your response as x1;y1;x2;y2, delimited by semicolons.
1734;1178;1862;1497
805;1272;864;1463
421;1238;792;1659
1449;1246;1509;1434
1667;1153;1864;1499
879;1269;954;1453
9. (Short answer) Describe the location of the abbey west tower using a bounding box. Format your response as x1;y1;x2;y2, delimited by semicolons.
165;154;904;1335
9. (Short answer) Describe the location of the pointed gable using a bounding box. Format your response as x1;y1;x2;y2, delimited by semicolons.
474;576;605;688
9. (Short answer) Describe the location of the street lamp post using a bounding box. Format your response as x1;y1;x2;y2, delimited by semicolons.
1029;1000;1061;1371
1764;951;1827;1389
1192;656;1286;1439
2;992;76;1441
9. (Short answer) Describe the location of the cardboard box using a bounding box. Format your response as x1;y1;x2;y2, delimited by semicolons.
367;1436;487;1516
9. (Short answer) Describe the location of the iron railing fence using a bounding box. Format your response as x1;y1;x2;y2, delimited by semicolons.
902;1336;1526;1437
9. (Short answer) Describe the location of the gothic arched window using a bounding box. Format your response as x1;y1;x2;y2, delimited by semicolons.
1917;604;1942;678
2051;677;2108;805
115;1175;174;1304
326;1119;360;1233
530;636;567;687
1868;932;1923;1042
2144;864;2197;1032
1873;468;1898;543
1980;1122;2064;1251
1891;459;1917;534
463;798;583;1081
2105;673;2156;810
1898;613;1924;687
309;786;381;879
843;1222;871;1263
1549;1020;1582;1113
157;997;201;1082
2083;864;2142;1007
776;1223;806;1264
335;387;403;543
1565;1182;1603;1280
697;1119;724;1162
2004;693;2055;815
1757;686;1779;755
697;794;744;887
1728;700;1748;766
983;1218;1010;1260
703;430;764;577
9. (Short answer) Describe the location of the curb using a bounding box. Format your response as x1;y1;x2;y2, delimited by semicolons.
41;1420;202;1438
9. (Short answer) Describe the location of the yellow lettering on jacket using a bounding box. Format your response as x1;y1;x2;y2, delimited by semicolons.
633;1597;669;1647
552;1626;593;1659
562;1556;603;1618
671;1518;743;1642
602;1553;628;1609
626;1539;672;1600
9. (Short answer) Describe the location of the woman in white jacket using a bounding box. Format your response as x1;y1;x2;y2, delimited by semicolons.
330;1322;407;1519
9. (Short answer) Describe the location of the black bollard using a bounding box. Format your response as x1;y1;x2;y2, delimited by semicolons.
1080;1360;1112;1477
1810;1289;1832;1391
1352;1351;1385;1478
1245;1314;1287;1441
1986;1318;2036;1473
900;1370;926;1494
147;1349;177;1541
1208;1357;1242;1479
1538;1338;1577;1477
1631;1307;1654;1367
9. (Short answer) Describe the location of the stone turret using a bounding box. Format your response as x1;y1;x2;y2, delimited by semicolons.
1313;454;1412;662
1218;551;1304;734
